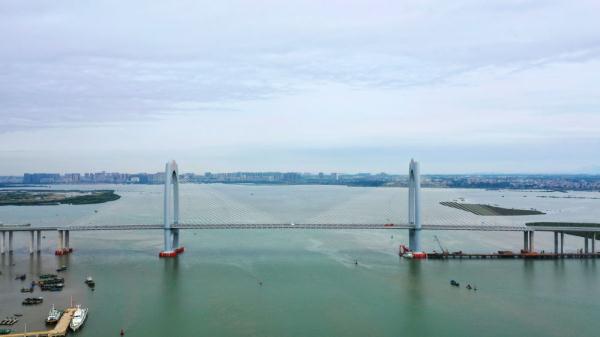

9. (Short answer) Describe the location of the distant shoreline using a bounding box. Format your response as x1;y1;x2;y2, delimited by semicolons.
0;189;121;206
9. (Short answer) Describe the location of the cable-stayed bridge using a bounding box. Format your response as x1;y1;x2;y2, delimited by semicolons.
1;160;598;256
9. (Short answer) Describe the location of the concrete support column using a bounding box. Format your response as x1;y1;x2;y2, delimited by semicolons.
64;230;70;249
8;231;13;253
29;231;34;254
584;236;589;254
529;231;535;252
36;231;41;252
592;234;596;254
523;231;529;252
560;232;564;254
554;232;558;254
0;231;5;254
58;230;64;250
173;229;179;249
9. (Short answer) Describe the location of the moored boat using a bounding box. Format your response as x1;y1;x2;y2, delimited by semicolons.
22;297;43;305
39;274;58;279
69;305;88;331
46;304;63;324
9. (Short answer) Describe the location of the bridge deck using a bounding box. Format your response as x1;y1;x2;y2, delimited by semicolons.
62;223;528;231
3;223;599;232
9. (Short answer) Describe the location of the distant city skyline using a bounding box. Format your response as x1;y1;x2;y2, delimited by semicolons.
4;170;600;191
1;1;600;174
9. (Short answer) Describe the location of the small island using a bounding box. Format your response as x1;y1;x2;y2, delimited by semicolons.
440;201;545;216
0;189;121;206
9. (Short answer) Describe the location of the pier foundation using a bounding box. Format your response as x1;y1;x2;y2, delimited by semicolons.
55;230;72;255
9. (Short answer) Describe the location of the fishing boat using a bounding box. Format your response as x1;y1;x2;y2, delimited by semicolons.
46;305;62;324
69;305;88;331
39;274;58;279
22;297;43;305
56;266;68;272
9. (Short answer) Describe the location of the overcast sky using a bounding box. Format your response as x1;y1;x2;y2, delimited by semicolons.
1;0;599;174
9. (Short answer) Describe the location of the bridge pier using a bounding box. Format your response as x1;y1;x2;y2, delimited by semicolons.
593;233;596;254
55;230;72;255
554;231;558;254
523;231;529;252
0;231;5;254
528;231;535;252
36;230;41;252
65;230;70;250
29;231;35;254
584;235;589;254
560;232;564;254
8;231;13;254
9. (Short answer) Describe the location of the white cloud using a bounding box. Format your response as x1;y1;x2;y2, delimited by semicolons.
0;0;599;173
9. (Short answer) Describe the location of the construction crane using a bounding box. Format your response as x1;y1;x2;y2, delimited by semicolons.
434;235;448;255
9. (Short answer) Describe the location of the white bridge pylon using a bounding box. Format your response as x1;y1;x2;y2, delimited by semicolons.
408;159;422;252
159;160;185;257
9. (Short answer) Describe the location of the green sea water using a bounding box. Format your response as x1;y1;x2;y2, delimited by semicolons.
0;184;599;337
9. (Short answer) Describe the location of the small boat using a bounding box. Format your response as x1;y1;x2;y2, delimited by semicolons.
13;314;22;317
39;277;64;285
450;280;460;287
0;319;17;326
46;305;63;324
39;274;58;279
69;305;88;331
56;266;68;272
15;274;26;281
85;276;95;287
22;297;43;305
20;287;33;293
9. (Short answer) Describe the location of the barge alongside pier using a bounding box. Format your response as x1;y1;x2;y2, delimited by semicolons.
425;251;600;260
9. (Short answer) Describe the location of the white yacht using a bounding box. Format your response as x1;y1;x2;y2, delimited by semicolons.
69;305;88;331
46;304;62;324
